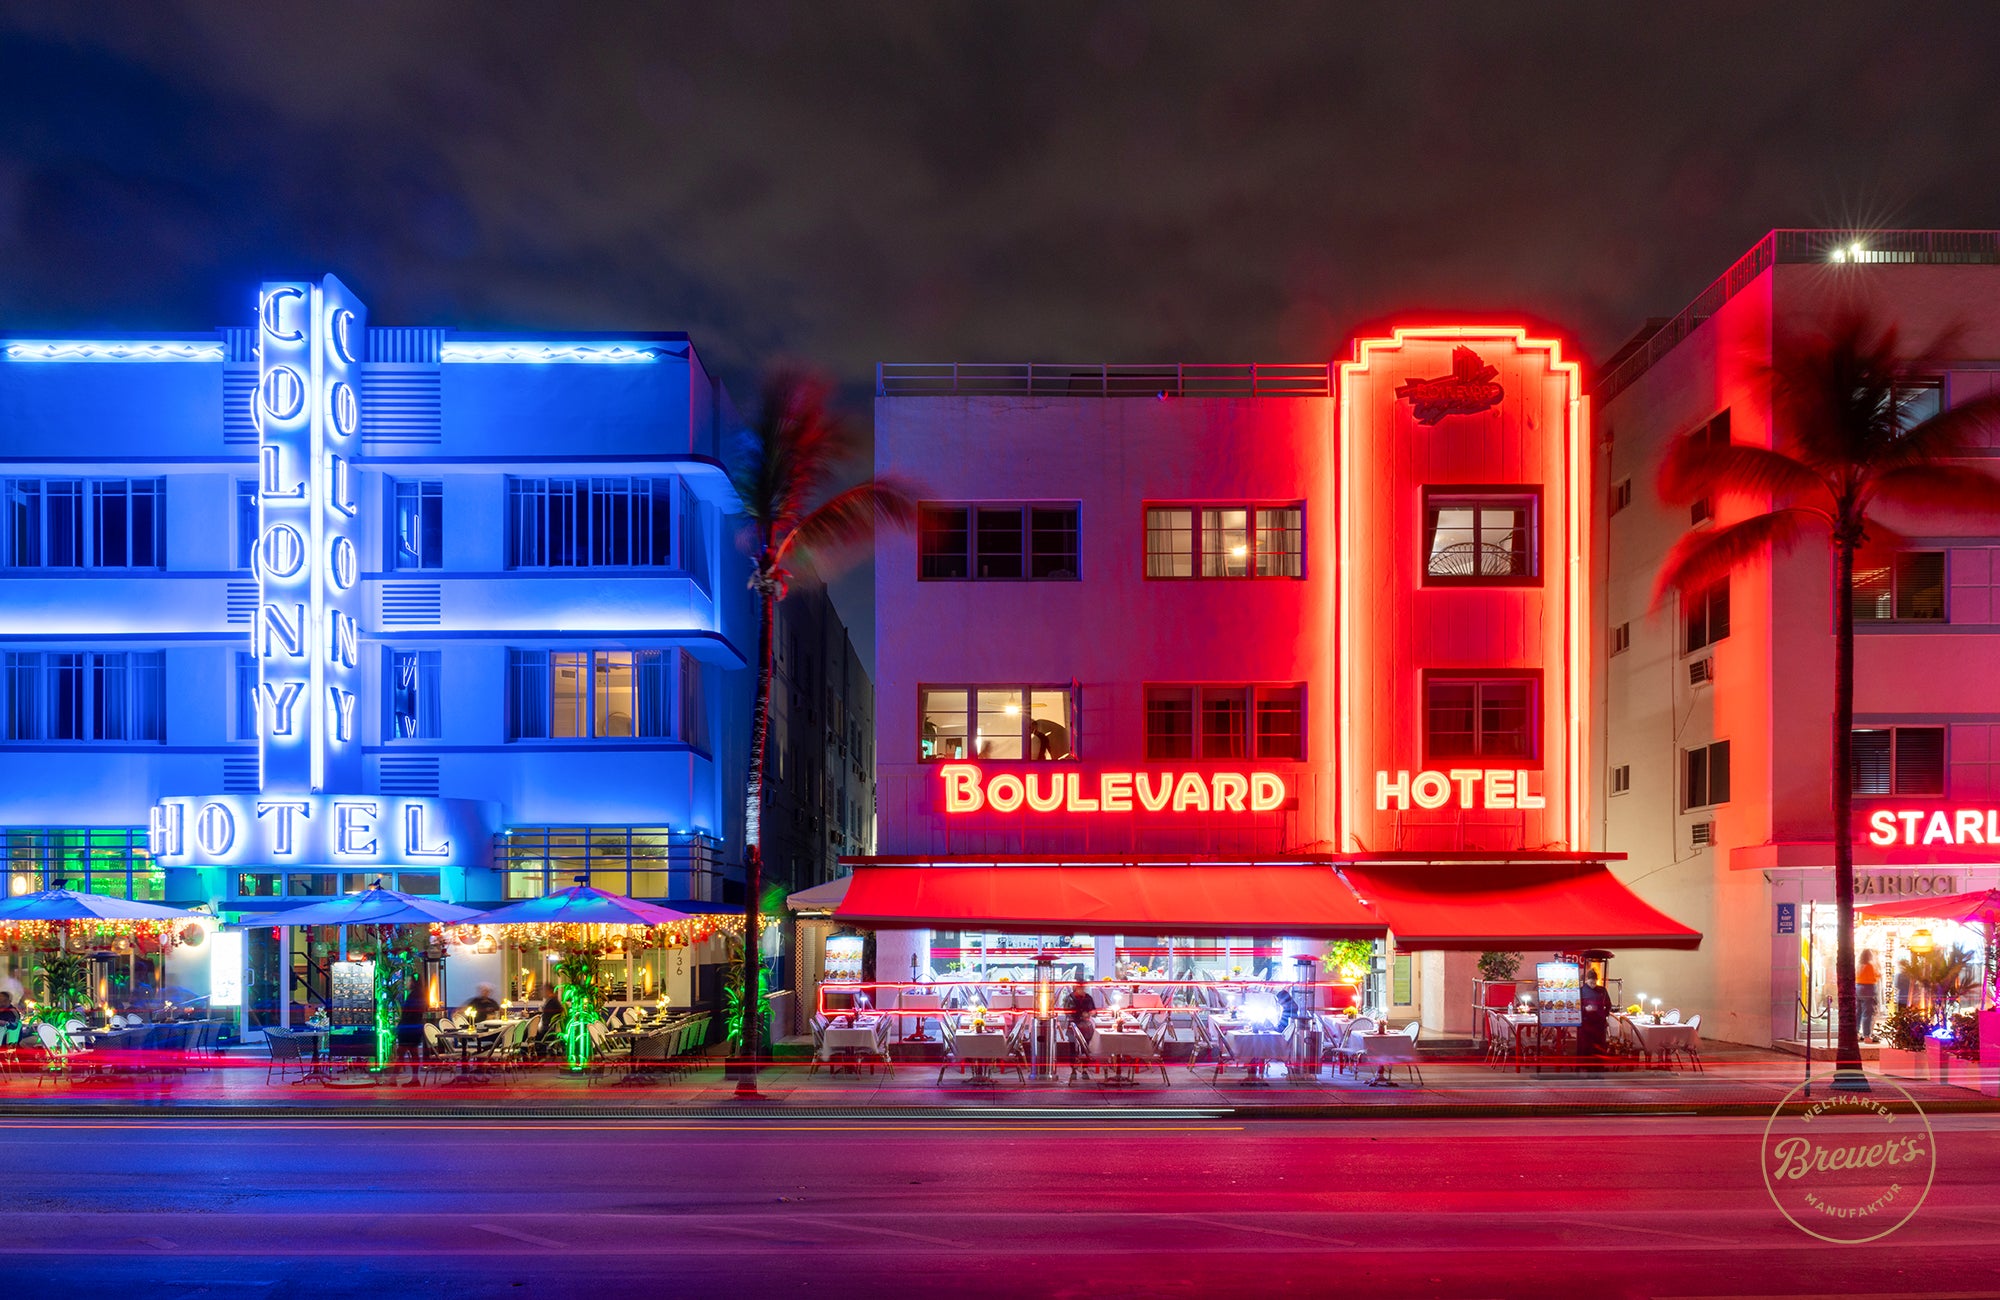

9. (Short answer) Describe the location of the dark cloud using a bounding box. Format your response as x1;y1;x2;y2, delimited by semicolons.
5;2;2000;659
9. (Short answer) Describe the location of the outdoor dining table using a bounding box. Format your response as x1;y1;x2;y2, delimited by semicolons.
819;1022;887;1073
436;1020;516;1082
1620;1017;1696;1068
945;1023;1012;1085
1089;1026;1156;1086
1225;1030;1291;1084
897;992;943;1042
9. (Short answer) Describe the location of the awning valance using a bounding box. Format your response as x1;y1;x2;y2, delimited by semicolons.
1338;861;1702;951
787;876;852;914
834;863;1384;938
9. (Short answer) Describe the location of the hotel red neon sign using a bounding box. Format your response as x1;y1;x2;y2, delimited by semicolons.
939;764;1287;815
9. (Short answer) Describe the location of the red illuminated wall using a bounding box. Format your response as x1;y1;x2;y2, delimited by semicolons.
1339;329;1588;853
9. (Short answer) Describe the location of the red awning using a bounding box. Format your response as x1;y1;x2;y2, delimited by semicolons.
834;863;1385;938
1338;861;1702;951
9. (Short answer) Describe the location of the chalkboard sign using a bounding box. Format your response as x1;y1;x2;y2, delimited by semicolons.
1536;961;1581;1027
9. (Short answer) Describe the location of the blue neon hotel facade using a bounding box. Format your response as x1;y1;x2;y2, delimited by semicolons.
0;274;756;1026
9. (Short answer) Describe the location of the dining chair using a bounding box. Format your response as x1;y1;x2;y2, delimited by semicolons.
1664;1008;1681;1024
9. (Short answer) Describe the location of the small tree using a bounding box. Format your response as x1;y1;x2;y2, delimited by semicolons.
726;371;918;1096
1655;313;2000;1085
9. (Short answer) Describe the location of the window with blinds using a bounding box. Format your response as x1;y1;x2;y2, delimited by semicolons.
1852;552;1945;622
1851;726;1945;796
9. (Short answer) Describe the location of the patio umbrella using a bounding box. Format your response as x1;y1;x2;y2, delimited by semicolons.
1860;890;2000;1011
468;880;710;1069
0;888;203;1052
245;885;484;1066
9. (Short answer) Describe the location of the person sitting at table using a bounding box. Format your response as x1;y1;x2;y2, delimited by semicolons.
394;980;430;1086
463;984;502;1024
1065;980;1097;1045
537;991;566;1055
1578;968;1611;1066
0;992;19;1028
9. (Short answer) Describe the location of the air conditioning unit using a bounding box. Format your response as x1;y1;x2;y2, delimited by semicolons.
1690;821;1717;847
1688;657;1714;686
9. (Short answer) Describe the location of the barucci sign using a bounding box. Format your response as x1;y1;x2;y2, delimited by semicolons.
150;795;494;870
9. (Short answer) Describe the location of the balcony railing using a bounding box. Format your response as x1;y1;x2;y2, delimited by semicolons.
1597;229;2000;405
877;361;1330;398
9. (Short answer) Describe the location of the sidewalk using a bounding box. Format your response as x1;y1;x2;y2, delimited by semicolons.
0;1043;1988;1118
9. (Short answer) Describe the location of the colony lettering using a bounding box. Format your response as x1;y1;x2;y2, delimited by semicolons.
939;764;1287;815
149;795;494;869
1866;808;2000;848
256;276;365;795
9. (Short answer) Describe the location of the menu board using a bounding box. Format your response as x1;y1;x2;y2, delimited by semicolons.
1536;961;1581;1027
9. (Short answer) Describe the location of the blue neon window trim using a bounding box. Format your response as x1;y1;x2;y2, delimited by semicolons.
3;341;224;362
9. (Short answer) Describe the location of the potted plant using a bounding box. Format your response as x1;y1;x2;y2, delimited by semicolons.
1875;1005;1932;1080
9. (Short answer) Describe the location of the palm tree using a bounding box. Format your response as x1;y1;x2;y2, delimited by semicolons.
725;370;918;1096
1655;313;2000;1084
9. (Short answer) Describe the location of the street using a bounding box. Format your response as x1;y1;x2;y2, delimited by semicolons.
1;1115;1996;1297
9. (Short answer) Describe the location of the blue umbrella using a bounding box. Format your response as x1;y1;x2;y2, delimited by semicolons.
0;888;198;922
468;881;693;928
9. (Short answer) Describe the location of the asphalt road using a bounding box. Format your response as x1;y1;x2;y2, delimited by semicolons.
0;1114;1996;1298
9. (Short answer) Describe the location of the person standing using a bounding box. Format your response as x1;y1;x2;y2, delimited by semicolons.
1856;949;1881;1039
1578;968;1612;1064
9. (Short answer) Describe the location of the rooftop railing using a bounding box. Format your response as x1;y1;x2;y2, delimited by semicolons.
877;361;1331;398
1597;229;2000;405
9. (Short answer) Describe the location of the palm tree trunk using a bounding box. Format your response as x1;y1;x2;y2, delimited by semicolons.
733;576;778;1094
1832;533;1863;1083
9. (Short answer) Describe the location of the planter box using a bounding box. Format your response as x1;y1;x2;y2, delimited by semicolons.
1877;1045;1928;1080
1929;1038;1954;1085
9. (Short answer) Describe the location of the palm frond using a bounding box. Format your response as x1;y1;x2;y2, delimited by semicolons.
1650;509;1819;610
778;477;923;567
1658;437;1825;507
1872;389;2000;473
727;370;864;534
1866;462;2000;518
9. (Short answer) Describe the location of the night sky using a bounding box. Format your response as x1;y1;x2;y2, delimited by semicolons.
5;2;1999;657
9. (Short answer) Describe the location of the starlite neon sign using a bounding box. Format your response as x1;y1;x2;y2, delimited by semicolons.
256;277;365;794
938;764;1288;815
1866;808;2000;848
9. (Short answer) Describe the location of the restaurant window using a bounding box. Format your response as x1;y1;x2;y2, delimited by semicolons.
1683;578;1730;653
389;649;442;740
1851;726;1945;797
920;685;1072;761
1144;504;1303;578
5;828;162;901
1144;685;1303;760
1424;675;1536;761
918;502;1079;580
496;827;724;901
235;480;257;569
506;648;680;741
391;479;444;570
1422;489;1537;582
1684;740;1731;810
0;477;163;569
506;476;680;568
0;651;163;742
1852;551;1945;622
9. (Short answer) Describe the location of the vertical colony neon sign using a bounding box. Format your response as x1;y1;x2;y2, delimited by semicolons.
256;277;365;795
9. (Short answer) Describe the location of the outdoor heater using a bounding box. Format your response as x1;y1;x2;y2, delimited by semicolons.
1293;954;1319;1067
1033;952;1058;1080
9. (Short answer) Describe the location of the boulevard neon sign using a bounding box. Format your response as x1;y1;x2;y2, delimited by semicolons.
256;276;366;794
1866;808;2000;848
1375;768;1547;812
939;764;1287;815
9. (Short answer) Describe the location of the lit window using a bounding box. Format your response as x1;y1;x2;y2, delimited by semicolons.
1146;504;1303;579
920;686;1071;762
1423;490;1537;582
1852;552;1945;622
508;648;680;741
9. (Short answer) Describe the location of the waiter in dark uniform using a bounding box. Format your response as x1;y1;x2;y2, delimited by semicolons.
1578;967;1612;1063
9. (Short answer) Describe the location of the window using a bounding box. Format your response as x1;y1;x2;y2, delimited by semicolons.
389;650;441;740
4;829;162;901
496;827;725;902
920;686;1072;761
1684;740;1731;810
918;503;1080;580
1144;685;1304;760
506;648;682;741
1611;622;1631;655
1;651;162;742
1852;551;1945;622
235;480;257;569
1143;504;1303;579
1609;478;1633;516
506;477;681;568
1424;675;1536;761
1686;411;1728;525
0;478;163;569
1610;764;1631;795
1422;489;1537;582
1851;726;1945;797
1683;578;1730;653
1898;381;1943;430
391;480;443;570
234;652;258;739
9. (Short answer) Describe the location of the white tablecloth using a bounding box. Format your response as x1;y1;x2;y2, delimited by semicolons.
1090;1030;1157;1060
952;1031;1009;1061
1227;1031;1290;1062
1627;1020;1696;1054
820;1027;881;1054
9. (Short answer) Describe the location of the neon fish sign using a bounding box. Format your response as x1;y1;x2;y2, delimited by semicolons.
939;763;1288;815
